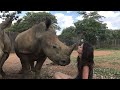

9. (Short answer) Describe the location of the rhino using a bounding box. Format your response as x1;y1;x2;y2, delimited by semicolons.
0;13;16;78
14;18;76;79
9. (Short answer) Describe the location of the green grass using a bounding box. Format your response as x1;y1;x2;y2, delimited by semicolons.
71;50;120;79
94;50;120;79
94;50;120;61
94;68;120;79
110;62;120;65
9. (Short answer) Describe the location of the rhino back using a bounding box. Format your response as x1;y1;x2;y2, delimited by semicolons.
15;29;38;53
15;22;47;53
3;33;11;53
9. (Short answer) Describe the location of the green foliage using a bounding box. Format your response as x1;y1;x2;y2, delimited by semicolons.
59;26;76;45
74;11;108;45
61;26;76;37
7;12;60;32
109;30;120;39
59;11;109;46
0;11;22;23
58;11;120;48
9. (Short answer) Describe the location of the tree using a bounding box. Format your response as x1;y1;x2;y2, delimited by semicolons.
0;11;22;30
59;26;76;45
0;11;21;20
7;12;60;32
74;11;108;45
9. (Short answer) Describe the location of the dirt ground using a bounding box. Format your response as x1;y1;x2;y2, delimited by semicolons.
2;50;113;79
71;50;112;57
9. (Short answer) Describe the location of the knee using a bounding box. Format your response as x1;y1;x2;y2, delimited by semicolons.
54;72;63;79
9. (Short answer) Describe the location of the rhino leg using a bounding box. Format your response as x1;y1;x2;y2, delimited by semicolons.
19;60;34;74
29;60;35;72
0;52;9;78
19;56;34;79
18;59;28;74
34;57;47;79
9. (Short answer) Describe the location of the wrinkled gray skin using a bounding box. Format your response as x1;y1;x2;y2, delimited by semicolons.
14;18;76;79
0;13;15;78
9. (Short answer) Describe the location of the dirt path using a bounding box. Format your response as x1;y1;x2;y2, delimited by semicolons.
2;50;113;79
71;50;113;57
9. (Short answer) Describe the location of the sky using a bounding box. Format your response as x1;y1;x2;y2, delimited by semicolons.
1;11;120;35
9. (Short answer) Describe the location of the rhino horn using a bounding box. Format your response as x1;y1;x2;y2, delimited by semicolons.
68;43;77;55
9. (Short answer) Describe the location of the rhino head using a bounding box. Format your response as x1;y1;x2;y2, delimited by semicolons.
41;32;76;66
35;18;76;66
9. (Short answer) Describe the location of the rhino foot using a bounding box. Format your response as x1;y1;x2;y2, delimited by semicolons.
22;71;35;79
34;75;41;79
0;70;6;79
0;74;3;79
18;69;25;74
23;75;35;79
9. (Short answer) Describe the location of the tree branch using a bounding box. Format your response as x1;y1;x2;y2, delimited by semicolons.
0;12;16;30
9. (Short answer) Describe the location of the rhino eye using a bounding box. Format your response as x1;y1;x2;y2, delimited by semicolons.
53;45;57;48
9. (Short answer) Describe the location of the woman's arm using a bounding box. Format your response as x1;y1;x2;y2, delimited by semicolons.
54;72;73;79
82;66;89;79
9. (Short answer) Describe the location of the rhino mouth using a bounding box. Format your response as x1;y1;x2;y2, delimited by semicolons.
52;59;70;66
48;56;70;66
58;59;70;66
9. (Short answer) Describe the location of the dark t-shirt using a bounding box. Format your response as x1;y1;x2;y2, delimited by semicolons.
75;56;93;79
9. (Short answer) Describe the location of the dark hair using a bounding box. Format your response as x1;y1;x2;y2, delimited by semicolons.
75;42;94;79
82;42;94;65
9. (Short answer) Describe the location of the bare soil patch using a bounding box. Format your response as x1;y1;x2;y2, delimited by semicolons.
71;50;113;57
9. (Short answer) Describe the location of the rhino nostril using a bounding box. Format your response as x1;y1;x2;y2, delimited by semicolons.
59;60;67;65
61;60;66;64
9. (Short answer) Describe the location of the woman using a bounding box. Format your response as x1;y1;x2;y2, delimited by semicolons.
54;42;94;79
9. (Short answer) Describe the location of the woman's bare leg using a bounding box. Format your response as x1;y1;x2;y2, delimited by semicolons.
54;72;73;79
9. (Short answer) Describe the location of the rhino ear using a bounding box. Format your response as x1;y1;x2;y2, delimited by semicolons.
45;17;52;30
